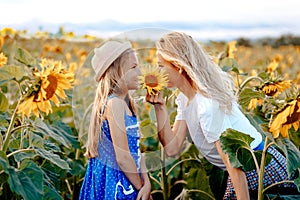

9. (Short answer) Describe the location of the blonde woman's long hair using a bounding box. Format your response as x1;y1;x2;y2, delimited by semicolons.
86;48;135;158
156;32;236;113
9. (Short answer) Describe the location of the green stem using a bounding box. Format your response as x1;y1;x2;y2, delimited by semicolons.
236;73;241;89
236;76;265;95
0;130;3;149
263;180;295;193
166;158;200;176
161;94;170;200
10;124;32;135
2;99;20;152
161;147;168;200
186;189;215;200
249;149;260;174
78;102;93;141
257;136;269;200
7;148;34;158
72;102;93;200
149;174;162;188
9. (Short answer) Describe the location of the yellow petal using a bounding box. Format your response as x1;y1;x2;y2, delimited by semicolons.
280;124;291;138
293;121;299;132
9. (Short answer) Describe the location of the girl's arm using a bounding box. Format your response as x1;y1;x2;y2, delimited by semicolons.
136;155;152;200
146;92;188;156
106;98;143;191
215;140;250;200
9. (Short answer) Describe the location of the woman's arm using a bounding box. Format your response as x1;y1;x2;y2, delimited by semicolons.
215;140;250;200
146;92;188;156
106;98;143;191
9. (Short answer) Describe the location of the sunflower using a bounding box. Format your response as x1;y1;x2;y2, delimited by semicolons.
248;98;264;110
266;60;279;73
262;80;291;97
145;48;158;64
269;98;300;138
227;41;237;58
0;52;7;67
0;36;4;50
17;59;74;117
139;65;168;95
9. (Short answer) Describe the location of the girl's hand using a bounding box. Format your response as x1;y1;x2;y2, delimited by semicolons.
136;182;152;200
145;92;165;106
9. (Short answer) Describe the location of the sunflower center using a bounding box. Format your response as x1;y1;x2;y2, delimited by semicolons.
44;74;58;100
145;75;159;87
284;103;300;125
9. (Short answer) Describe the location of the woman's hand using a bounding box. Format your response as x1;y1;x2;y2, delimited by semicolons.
145;92;165;106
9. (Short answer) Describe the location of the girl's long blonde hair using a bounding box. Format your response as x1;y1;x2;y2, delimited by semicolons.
86;48;135;158
156;32;236;113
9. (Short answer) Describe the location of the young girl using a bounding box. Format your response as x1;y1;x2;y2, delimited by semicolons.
79;40;151;200
146;32;297;200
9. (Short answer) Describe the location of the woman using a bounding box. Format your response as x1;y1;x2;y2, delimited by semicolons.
80;40;151;200
146;32;296;199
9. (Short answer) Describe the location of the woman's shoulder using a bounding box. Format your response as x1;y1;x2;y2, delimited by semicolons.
193;93;216;108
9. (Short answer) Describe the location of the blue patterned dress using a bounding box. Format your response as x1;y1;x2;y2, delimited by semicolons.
79;106;141;200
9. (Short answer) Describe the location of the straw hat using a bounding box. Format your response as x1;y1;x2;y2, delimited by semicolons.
91;40;132;82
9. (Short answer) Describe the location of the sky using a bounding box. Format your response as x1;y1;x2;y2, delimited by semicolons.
0;0;300;40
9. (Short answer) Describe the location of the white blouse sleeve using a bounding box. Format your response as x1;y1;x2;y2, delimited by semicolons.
175;93;188;121
198;96;232;143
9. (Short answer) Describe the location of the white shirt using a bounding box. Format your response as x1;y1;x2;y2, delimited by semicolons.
175;92;262;170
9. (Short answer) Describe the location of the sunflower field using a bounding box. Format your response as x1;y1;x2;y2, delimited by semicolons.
0;27;299;200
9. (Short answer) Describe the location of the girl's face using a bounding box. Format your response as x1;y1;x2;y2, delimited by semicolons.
122;53;141;90
157;54;181;88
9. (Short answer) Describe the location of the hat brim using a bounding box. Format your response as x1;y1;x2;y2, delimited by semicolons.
95;41;132;82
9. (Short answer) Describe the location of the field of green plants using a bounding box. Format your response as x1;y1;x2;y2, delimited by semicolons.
0;27;299;200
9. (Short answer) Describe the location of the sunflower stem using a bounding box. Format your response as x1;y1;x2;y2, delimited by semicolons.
257;136;269;200
161;94;170;200
2;99;20;152
236;76;265;96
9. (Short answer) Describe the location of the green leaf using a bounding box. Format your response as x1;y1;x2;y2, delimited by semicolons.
0;64;28;81
145;151;162;171
35;148;70;170
294;169;300;192
13;150;35;162
221;65;232;72
0;69;13;83
14;47;36;67
43;184;63;200
0;151;9;171
68;159;86;176
52;121;79;148
0;91;9;112
219;57;239;73
276;138;300;176
220;129;273;171
19;160;43;195
29;133;44;148
238;88;265;110
183;167;214;200
32;118;70;147
220;128;256;170
5;160;43;200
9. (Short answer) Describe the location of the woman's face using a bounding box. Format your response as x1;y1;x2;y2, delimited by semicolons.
122;52;141;90
157;54;180;88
